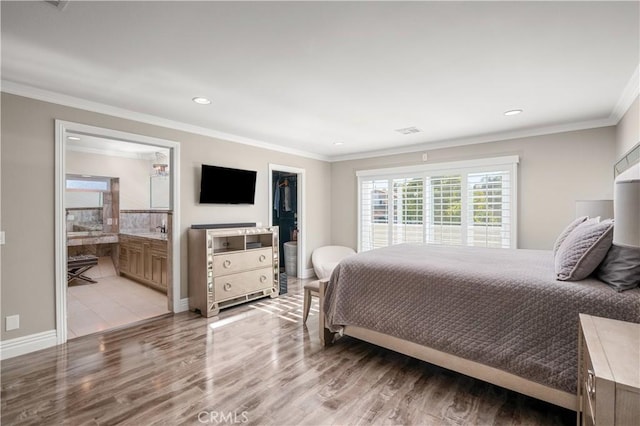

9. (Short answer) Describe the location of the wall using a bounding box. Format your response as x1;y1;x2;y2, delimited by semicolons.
331;127;616;251
615;96;639;159
0;93;332;341
66;150;151;210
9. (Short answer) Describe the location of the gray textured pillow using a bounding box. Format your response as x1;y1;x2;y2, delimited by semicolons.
555;218;614;281
553;216;589;255
597;244;640;291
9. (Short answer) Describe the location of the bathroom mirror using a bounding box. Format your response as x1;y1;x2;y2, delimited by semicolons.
150;175;170;209
66;191;103;208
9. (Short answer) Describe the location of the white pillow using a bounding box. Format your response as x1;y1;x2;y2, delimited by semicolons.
555;218;614;281
553;216;589;255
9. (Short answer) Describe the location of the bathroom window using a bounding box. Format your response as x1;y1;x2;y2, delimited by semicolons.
65;175;110;208
66;177;110;191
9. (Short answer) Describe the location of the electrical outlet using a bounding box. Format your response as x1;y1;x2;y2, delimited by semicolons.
6;315;19;331
106;218;113;225
422;153;429;162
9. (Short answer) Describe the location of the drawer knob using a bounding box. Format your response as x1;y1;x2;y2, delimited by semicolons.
259;255;266;262
260;275;267;283
223;260;232;268
223;283;232;291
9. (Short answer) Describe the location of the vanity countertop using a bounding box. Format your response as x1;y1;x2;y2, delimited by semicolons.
119;231;168;241
67;232;119;246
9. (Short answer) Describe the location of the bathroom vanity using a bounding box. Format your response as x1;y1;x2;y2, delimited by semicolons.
119;233;168;292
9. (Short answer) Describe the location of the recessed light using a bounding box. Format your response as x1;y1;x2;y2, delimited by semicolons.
395;127;421;135
192;97;212;105
333;142;344;146
67;136;81;141
504;109;523;116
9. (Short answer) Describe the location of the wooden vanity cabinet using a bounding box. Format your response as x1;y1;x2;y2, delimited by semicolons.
119;234;168;292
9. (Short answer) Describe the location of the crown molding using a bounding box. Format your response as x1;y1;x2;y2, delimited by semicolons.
0;80;330;162
2;79;630;164
329;117;615;162
610;64;640;124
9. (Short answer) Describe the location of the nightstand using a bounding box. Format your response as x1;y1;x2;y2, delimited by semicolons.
578;314;640;426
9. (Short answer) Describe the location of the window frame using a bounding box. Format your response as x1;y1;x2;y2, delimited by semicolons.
357;156;519;252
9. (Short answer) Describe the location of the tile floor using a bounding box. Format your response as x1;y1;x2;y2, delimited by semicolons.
67;256;171;339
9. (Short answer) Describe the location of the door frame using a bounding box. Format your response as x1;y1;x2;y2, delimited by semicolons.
55;120;182;344
268;164;308;278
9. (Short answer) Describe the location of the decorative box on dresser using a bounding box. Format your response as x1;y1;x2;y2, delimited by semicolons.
578;314;640;426
188;226;279;317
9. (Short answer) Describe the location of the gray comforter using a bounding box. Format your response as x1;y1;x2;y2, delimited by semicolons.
323;244;640;393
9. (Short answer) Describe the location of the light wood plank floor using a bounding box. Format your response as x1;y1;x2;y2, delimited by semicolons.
1;278;573;425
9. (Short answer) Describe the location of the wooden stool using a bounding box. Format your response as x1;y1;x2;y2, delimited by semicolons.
303;280;320;324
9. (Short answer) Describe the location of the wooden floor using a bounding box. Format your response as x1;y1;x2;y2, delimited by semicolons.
1;278;574;425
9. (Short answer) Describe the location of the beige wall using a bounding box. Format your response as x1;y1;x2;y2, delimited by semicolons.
615;96;639;159
331;127;617;251
0;93;331;340
66;151;152;210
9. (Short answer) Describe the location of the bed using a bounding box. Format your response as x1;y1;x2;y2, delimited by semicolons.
318;243;640;410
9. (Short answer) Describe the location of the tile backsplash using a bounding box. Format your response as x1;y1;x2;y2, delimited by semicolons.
120;210;170;234
67;208;102;231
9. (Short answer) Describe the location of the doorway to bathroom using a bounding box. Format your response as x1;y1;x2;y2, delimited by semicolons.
268;164;306;287
55;121;181;344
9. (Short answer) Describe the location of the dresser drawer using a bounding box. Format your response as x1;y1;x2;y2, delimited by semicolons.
214;267;273;301
582;344;596;426
214;248;273;276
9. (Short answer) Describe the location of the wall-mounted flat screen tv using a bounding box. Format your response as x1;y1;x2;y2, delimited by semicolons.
199;164;257;204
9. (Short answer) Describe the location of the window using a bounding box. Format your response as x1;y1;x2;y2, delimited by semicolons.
65;175;110;208
357;156;518;251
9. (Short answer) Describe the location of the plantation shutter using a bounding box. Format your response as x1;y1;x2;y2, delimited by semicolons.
357;156;518;251
426;175;463;245
392;177;424;245
467;170;512;248
359;179;390;251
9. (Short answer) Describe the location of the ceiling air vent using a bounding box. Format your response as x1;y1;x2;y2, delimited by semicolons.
395;127;421;135
45;0;70;11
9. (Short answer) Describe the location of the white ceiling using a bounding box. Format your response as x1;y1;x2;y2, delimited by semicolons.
1;1;638;161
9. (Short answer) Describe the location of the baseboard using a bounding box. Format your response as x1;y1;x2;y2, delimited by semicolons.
176;298;190;313
0;330;58;360
299;268;316;279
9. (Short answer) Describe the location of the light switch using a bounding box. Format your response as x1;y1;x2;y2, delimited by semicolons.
6;315;19;331
0;231;5;245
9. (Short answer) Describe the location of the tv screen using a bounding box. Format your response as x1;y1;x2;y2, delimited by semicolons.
199;164;257;204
